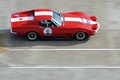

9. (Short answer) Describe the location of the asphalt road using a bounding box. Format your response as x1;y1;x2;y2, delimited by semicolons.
0;0;120;79
0;68;120;80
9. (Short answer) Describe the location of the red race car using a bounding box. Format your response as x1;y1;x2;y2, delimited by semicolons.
10;8;100;41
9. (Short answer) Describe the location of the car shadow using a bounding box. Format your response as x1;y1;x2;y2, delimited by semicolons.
0;29;89;47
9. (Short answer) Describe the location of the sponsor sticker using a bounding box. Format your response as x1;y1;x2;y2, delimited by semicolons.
43;27;52;36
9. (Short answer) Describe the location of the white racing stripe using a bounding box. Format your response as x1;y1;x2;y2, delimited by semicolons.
64;17;98;25
64;17;83;22
11;11;52;22
35;11;53;16
90;20;97;24
11;16;34;22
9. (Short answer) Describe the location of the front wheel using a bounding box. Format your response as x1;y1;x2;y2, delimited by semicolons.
75;32;89;41
26;32;39;41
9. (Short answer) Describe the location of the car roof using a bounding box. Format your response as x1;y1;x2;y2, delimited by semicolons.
34;9;53;20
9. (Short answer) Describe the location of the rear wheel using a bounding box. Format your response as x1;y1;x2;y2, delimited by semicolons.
75;32;89;41
26;32;39;41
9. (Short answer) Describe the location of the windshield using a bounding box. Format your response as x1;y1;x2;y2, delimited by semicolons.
52;11;62;26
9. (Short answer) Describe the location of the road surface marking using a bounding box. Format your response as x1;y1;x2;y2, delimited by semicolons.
11;66;120;69
9;48;120;51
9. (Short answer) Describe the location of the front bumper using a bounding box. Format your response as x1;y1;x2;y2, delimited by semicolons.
92;22;100;35
95;22;100;33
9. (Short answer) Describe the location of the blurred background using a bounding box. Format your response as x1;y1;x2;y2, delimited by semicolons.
0;0;120;80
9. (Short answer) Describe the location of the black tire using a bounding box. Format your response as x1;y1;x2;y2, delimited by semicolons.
75;32;89;41
26;31;39;41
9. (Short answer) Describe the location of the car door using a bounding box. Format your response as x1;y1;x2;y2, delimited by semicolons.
39;20;65;37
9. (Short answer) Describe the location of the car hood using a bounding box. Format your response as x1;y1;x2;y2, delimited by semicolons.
61;13;98;28
62;13;83;28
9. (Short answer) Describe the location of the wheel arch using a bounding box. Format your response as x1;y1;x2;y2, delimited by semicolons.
73;30;89;38
25;31;40;36
74;31;90;41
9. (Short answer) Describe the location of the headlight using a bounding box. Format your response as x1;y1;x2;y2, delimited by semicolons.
90;16;97;21
92;24;98;30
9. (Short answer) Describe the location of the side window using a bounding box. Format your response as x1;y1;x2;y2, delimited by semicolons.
47;20;56;27
39;20;47;27
39;20;56;27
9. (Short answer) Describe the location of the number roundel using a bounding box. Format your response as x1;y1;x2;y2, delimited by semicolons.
43;27;52;36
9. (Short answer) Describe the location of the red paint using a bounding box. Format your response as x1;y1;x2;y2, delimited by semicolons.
10;9;100;38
